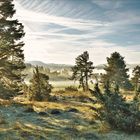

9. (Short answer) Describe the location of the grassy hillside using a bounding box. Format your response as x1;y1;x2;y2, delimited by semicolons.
27;61;72;71
0;90;139;140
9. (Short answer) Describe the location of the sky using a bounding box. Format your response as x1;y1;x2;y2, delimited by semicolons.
14;0;140;65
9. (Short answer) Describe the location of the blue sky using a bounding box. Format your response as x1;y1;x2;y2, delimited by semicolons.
14;0;140;65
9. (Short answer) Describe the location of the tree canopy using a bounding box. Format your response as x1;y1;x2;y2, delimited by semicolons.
102;52;130;90
0;0;25;95
71;51;94;91
132;65;140;92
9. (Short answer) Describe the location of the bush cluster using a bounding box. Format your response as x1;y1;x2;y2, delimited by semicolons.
65;86;78;92
90;83;140;133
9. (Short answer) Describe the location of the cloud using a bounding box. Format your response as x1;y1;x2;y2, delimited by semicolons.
23;37;140;65
13;0;140;65
92;0;122;9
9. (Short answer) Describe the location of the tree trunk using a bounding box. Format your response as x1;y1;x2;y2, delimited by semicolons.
85;72;89;91
81;80;85;91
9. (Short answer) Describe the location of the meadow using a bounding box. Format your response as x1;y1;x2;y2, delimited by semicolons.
0;83;139;140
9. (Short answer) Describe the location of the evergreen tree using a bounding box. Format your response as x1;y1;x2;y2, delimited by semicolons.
104;80;111;96
0;0;25;95
29;66;52;101
71;51;94;91
131;65;140;97
90;83;140;132
132;65;140;101
102;52;130;90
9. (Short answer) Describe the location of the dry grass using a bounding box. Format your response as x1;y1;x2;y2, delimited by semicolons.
0;99;12;106
0;89;139;139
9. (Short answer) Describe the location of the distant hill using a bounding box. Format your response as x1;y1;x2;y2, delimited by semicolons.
126;64;140;69
95;63;140;70
26;61;140;70
26;61;72;70
95;64;106;69
24;61;140;81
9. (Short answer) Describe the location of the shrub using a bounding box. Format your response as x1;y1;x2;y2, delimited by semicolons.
65;86;78;92
28;66;52;101
90;83;140;133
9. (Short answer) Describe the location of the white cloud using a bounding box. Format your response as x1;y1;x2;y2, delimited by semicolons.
23;38;140;65
13;0;140;65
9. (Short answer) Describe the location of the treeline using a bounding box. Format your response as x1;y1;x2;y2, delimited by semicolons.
71;51;140;93
22;51;140;102
24;63;70;81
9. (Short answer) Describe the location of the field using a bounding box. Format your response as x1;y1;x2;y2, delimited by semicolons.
0;85;140;140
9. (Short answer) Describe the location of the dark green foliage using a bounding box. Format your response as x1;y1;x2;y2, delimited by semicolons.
28;66;52;101
0;0;25;96
102;52;131;90
90;83;140;133
0;83;15;99
71;51;94;91
103;81;111;95
0;0;15;18
131;65;140;92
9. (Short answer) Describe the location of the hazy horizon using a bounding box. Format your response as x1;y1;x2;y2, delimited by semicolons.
14;0;140;65
26;60;140;66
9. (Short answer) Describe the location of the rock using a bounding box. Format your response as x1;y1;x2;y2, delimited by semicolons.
50;109;61;115
38;112;48;116
67;108;79;113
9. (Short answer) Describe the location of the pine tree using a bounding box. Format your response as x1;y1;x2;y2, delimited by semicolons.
29;66;52;101
131;65;140;100
90;83;140;132
102;52;130;90
132;65;140;92
0;0;25;95
71;51;94;91
104;80;111;96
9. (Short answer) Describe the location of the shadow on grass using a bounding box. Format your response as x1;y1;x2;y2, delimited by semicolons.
0;103;99;140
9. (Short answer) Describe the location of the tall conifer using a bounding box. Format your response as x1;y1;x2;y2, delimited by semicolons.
0;0;25;94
